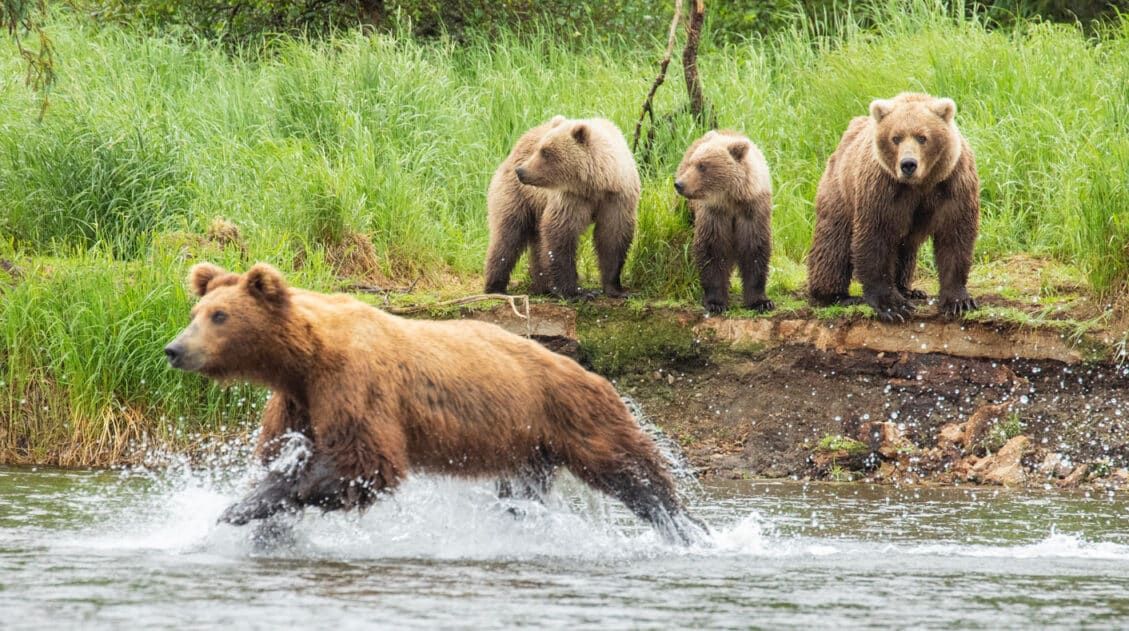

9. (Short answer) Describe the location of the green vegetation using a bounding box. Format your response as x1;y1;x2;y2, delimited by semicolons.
1;3;1127;463
977;413;1025;454
817;435;870;456
577;308;704;376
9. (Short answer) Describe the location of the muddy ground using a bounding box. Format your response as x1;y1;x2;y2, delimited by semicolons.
620;345;1129;484
469;298;1129;489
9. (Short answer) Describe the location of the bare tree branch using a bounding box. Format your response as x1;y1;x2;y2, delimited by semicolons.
632;0;683;153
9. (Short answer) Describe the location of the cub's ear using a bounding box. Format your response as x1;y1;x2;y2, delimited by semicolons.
930;97;956;123
702;130;718;141
728;141;749;162
869;98;895;122
188;262;226;297
243;263;288;305
549;115;567;127
571;123;589;145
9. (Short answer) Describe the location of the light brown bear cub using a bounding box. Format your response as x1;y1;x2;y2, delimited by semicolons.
807;92;980;322
484;116;641;299
165;263;704;545
675;130;774;314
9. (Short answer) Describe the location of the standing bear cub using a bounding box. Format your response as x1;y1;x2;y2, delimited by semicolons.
675;130;774;314
806;92;980;322
165;263;705;545
484;116;640;299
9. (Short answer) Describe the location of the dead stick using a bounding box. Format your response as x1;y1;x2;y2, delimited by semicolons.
683;0;707;124
632;0;683;152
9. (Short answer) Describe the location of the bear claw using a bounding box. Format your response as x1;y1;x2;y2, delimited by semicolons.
744;298;775;313
940;296;978;316
703;300;728;315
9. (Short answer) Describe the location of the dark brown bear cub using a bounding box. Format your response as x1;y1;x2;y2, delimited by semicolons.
675;130;774;314
806;92;980;322
165;263;705;545
484;116;640;299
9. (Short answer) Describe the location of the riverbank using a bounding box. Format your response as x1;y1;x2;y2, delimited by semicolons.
4;252;1127;494
2;6;1127;477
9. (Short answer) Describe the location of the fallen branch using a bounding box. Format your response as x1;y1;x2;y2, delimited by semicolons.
340;277;420;296
632;0;683;153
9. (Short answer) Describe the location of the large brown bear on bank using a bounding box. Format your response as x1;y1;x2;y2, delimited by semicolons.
806;92;980;322
164;263;704;544
484;116;640;299
675;130;774;314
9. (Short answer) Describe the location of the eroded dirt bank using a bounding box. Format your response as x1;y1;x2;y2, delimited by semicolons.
473;303;1129;489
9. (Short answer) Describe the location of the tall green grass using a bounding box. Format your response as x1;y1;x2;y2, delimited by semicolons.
1;3;1127;462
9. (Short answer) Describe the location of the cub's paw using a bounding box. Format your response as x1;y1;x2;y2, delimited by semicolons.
602;285;630;299
553;287;597;302
744;297;775;313
940;294;978;317
703;298;728;315
866;293;915;323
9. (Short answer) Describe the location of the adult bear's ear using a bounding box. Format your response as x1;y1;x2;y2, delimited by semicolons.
188;262;227;297
244;263;288;306
728;141;749;162
571;123;588;145
869;98;894;122
930;97;956;123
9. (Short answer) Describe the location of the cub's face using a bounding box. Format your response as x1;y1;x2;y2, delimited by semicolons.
870;94;961;184
514;117;592;192
674;132;753;202
164;263;288;379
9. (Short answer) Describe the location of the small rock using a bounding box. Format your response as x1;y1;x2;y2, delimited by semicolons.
1057;464;1090;489
937;422;966;454
651;371;662;382
952;456;979;481
667;374;675;385
1108;468;1129;489
858;421;912;459
1038;452;1071;479
963;402;1012;453
977;435;1033;487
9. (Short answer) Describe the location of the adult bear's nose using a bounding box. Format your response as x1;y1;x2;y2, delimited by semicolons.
900;158;918;176
674;180;685;194
164;343;184;367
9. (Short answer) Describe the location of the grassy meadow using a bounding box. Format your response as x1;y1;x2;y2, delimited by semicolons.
1;3;1128;464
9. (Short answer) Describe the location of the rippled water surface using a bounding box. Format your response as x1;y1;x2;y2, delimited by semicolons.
3;465;1129;629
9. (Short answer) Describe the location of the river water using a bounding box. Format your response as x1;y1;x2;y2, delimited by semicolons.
2;464;1129;629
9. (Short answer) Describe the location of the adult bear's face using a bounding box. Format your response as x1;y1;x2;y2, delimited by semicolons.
165;262;289;380
869;94;962;185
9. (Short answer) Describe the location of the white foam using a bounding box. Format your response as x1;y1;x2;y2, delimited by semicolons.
903;532;1129;561
49;461;800;562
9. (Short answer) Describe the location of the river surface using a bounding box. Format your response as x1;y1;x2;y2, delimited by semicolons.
2;464;1129;629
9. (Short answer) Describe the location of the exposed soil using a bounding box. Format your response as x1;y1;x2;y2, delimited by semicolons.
466;298;1129;489
621;346;1129;483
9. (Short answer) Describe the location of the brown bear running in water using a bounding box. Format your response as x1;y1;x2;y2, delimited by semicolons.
675;130;774;314
164;263;705;545
484;116;640;299
806;92;980;322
